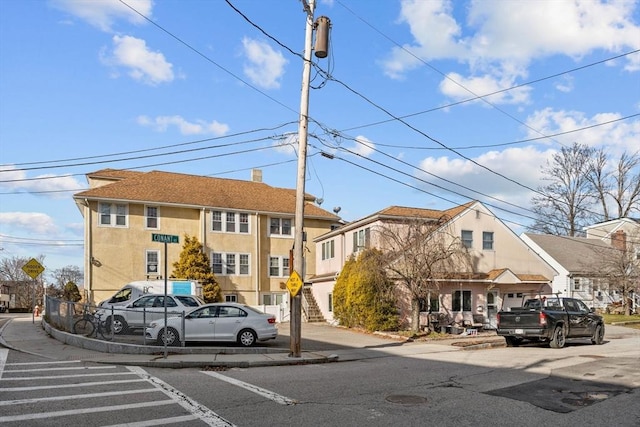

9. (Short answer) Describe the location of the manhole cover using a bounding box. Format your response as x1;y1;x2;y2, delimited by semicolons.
386;395;428;405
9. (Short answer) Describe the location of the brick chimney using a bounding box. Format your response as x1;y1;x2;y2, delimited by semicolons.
611;230;627;251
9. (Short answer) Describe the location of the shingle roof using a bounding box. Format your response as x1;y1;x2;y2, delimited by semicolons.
523;233;614;273
74;169;341;219
377;202;474;221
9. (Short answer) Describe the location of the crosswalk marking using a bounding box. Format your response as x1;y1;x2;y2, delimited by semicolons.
1;378;148;392
1;371;137;381
128;366;235;427
104;414;200;427
0;399;176;423
0;388;161;406
201;371;297;406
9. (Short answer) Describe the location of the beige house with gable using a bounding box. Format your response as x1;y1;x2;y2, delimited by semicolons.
73;169;341;309
311;201;556;330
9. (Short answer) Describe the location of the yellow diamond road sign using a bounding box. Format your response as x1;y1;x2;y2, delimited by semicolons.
286;270;303;297
22;258;45;279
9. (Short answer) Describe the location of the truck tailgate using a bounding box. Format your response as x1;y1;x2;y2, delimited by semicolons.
498;311;541;328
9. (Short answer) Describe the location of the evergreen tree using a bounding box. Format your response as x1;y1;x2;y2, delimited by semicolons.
63;282;82;302
172;235;221;303
333;249;398;332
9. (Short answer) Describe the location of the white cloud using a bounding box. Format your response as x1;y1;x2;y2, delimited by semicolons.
439;72;531;105
51;0;153;32
242;38;288;89
137;115;229;136
524;108;640;154
383;0;640;103
416;146;550;210
102;35;174;85
0;212;59;235
0;166;84;199
350;135;376;157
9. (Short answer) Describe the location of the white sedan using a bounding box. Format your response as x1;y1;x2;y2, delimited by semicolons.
145;303;278;347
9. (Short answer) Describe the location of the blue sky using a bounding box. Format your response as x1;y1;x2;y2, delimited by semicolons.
1;0;639;279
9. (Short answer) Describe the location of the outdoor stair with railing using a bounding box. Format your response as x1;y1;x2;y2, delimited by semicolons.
302;286;326;323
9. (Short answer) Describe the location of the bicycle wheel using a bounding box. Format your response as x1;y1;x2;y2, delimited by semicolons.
97;323;113;341
73;319;95;337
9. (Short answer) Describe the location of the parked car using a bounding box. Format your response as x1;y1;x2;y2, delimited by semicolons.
145;303;278;347
496;295;605;348
96;294;204;334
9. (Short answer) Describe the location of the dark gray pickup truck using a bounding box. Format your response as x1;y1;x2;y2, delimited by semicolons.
496;296;605;348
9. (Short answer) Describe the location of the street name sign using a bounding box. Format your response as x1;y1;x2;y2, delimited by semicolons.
152;234;179;244
22;258;45;279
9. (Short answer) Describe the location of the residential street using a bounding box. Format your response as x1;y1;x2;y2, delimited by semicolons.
1;314;639;426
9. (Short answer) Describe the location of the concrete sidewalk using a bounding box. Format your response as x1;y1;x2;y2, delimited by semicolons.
6;313;632;369
0;313;492;368
0;314;341;368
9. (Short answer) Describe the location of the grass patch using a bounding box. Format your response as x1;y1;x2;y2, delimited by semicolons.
602;313;640;324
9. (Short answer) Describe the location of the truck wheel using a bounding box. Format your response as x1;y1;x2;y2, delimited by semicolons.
550;326;565;349
505;336;522;347
591;324;604;345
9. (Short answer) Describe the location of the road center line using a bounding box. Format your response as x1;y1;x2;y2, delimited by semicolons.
201;371;297;406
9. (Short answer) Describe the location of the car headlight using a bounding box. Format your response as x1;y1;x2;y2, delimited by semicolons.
149;321;158;328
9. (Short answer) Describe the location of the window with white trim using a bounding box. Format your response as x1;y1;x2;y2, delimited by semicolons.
99;202;128;227
269;256;290;277
239;254;249;275
352;228;370;253
263;293;285;305
322;240;335;260
145;206;159;229
482;231;494;250
270;218;292;236
211;210;249;233
225;294;237;302
211;252;250;276
239;213;249;233
226;212;236;232
146;250;160;275
461;230;473;248
212;211;222;231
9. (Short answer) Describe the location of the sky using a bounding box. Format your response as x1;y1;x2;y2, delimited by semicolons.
1;0;639;280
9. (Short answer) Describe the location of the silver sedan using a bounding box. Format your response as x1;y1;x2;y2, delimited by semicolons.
146;303;278;347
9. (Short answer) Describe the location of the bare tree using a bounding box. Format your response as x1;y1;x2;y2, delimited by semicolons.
587;149;640;220
598;230;640;315
0;255;46;309
529;143;599;236
50;265;84;295
378;216;472;332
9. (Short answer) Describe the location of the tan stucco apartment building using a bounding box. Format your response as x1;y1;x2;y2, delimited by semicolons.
73;169;341;306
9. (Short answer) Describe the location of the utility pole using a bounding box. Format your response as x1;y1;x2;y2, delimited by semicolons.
291;0;331;358
290;0;316;358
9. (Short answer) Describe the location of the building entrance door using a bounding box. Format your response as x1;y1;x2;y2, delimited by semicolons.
487;290;499;329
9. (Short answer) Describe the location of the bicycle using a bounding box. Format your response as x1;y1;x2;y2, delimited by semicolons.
73;310;113;341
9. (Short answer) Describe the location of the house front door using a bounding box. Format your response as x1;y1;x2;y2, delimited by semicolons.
486;291;499;329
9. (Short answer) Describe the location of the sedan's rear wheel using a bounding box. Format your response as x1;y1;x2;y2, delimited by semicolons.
157;327;180;346
238;329;257;347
